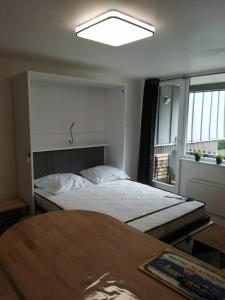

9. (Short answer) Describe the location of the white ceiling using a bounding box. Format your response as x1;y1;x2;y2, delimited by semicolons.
1;0;225;78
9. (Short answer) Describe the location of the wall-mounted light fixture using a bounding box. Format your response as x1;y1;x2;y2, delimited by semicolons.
75;10;155;46
163;96;171;105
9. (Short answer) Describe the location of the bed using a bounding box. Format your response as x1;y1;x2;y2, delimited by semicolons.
33;147;208;243
34;179;207;242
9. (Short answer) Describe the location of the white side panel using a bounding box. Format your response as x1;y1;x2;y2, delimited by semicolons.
13;73;33;212
105;87;125;170
186;178;225;217
123;80;143;180
180;158;225;219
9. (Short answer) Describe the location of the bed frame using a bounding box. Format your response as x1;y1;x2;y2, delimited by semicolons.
157;215;212;244
35;194;211;244
33;146;211;244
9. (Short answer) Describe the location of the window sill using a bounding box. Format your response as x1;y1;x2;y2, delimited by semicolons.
180;156;225;168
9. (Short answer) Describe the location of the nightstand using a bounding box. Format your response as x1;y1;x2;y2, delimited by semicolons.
0;197;28;234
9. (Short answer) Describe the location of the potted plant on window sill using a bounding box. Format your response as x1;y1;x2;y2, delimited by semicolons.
194;150;203;162
216;152;224;165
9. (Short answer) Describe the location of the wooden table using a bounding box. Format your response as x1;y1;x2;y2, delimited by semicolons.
0;211;222;300
0;270;19;299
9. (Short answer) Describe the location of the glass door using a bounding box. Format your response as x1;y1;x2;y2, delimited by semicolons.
153;79;188;194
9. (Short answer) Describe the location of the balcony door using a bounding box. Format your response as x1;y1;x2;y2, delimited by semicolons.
153;79;188;194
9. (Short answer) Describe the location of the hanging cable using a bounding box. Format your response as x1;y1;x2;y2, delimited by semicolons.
68;121;75;144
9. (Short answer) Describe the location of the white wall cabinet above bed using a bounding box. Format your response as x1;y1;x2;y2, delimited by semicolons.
13;71;126;212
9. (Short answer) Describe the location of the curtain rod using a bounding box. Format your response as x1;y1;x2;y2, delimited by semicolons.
160;69;225;82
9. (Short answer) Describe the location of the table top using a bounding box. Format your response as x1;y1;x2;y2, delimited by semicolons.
0;270;19;299
0;210;221;300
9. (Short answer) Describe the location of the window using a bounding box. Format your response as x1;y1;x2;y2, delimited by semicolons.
153;80;185;192
186;85;225;158
153;75;225;195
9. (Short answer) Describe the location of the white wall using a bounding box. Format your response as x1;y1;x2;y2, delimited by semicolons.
124;80;143;179
0;56;142;200
180;160;225;195
105;87;126;170
30;80;108;149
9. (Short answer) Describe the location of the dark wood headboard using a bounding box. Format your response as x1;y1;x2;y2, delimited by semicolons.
33;147;104;179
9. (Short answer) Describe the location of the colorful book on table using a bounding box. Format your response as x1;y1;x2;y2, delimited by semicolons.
139;250;225;300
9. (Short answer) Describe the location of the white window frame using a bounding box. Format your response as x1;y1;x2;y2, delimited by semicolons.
152;78;190;194
153;76;225;195
184;89;225;163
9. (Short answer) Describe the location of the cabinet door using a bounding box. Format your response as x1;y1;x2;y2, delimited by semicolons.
13;72;33;213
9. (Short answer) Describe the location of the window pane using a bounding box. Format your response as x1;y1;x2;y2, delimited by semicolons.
154;84;180;187
201;92;211;141
210;91;219;140
187;93;193;142
187;74;225;158
186;88;225;156
158;86;172;144
171;87;179;144
218;91;225;139
192;92;203;142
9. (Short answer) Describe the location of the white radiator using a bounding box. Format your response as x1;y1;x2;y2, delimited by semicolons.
186;179;225;218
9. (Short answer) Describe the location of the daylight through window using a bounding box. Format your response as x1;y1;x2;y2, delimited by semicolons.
186;80;225;158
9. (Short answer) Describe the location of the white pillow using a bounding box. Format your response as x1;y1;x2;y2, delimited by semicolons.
80;165;130;184
34;173;93;195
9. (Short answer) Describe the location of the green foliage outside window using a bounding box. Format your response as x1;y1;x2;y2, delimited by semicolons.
217;140;225;150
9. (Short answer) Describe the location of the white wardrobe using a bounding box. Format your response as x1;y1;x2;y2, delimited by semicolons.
13;71;126;213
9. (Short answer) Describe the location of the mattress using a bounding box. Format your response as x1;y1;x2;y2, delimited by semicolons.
34;180;206;238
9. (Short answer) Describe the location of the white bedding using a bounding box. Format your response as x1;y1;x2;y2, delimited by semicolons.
35;180;205;234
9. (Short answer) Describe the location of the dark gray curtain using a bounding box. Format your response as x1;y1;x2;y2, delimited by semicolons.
137;78;159;185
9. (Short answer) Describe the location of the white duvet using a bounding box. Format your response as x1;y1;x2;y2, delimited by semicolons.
35;180;204;231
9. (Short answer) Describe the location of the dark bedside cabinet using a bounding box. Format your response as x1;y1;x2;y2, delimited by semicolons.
0;197;28;234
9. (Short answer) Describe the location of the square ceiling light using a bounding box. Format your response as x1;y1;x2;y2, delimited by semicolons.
75;10;155;46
